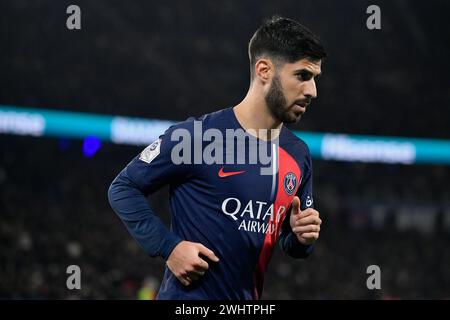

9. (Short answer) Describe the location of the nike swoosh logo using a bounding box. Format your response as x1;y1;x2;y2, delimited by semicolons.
218;167;246;178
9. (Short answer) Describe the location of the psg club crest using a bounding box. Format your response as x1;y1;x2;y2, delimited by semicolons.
284;172;297;195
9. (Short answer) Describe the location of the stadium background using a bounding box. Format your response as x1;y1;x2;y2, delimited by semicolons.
1;0;449;299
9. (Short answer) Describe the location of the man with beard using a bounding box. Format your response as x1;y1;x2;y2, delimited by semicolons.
108;16;325;300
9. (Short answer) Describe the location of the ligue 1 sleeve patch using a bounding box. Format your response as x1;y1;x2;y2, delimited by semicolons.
139;138;161;163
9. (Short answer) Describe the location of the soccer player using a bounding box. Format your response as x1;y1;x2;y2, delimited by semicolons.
108;16;325;300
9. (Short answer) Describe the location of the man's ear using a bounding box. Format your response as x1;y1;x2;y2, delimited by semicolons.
254;58;273;84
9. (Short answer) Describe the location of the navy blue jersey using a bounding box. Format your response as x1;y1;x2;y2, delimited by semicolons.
108;107;315;300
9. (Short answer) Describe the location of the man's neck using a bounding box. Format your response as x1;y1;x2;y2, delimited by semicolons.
233;90;282;141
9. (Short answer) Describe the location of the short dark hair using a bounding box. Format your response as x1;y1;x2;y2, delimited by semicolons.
248;16;327;78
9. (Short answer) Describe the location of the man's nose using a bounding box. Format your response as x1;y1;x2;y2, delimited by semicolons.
303;80;317;99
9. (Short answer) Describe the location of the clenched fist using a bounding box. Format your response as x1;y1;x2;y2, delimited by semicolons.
166;241;219;286
289;196;322;245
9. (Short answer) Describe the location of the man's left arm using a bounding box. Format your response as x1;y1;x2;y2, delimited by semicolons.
278;150;322;258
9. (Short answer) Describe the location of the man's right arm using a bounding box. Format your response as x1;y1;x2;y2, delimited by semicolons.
107;121;219;286
108;167;183;260
107;121;193;260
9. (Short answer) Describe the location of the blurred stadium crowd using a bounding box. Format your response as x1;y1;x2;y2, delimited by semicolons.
2;0;449;139
1;0;450;299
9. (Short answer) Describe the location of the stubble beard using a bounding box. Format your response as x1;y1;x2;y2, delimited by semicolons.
265;74;301;124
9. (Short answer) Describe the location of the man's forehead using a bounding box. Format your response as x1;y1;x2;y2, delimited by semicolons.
287;58;322;75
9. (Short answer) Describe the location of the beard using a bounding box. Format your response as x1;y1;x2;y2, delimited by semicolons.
265;74;303;124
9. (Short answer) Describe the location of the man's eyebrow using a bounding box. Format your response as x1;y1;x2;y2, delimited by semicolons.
293;68;321;77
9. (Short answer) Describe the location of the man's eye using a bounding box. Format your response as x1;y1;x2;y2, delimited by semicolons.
297;72;312;81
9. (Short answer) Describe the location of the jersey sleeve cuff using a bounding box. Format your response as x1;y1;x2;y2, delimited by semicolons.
286;232;315;258
158;232;183;260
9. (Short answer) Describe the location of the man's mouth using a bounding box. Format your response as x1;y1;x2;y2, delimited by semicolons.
293;101;308;113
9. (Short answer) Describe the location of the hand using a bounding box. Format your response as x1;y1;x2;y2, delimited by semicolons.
166;241;219;286
289;196;322;245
